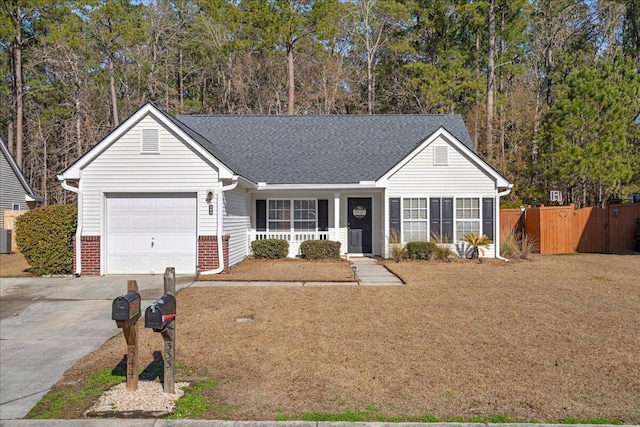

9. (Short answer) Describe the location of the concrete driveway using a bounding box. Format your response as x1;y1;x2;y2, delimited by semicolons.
0;274;195;420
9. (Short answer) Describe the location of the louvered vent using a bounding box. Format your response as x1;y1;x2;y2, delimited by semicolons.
141;129;159;153
434;145;448;165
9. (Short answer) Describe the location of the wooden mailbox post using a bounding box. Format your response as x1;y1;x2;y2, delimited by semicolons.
111;280;141;392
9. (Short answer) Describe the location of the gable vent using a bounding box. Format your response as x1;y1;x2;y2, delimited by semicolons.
434;145;448;165
141;129;159;153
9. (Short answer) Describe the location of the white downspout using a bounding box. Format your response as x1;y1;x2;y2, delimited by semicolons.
495;184;514;263
200;176;239;275
58;176;83;276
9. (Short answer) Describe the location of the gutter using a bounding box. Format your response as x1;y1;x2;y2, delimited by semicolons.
495;184;514;263
58;175;82;276
200;176;239;275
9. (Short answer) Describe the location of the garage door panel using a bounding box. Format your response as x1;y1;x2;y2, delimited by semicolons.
106;194;197;274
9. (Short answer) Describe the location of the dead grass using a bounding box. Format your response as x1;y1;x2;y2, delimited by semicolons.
199;258;355;281
0;252;33;277
47;254;640;423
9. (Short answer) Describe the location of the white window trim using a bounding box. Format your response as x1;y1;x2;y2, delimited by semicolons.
401;197;428;243
12;203;21;211
267;198;318;233
454;197;481;242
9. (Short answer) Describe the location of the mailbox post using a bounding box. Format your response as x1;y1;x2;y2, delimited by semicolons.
111;280;141;392
144;267;176;393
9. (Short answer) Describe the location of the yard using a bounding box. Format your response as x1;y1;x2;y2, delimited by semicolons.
36;254;640;423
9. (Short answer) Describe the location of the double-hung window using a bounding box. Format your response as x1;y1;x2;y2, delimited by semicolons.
268;200;291;231
455;198;480;240
268;199;317;232
293;200;316;231
403;198;428;242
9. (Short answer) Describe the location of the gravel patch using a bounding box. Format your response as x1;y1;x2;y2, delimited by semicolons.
87;380;189;416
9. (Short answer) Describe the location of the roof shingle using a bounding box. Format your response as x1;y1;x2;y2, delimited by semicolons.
175;114;475;184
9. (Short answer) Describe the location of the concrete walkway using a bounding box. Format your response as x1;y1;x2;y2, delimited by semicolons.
349;257;404;286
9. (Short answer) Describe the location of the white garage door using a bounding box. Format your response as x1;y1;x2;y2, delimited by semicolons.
106;193;197;274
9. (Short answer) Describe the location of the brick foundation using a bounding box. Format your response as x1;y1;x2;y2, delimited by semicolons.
72;236;101;276
198;235;230;274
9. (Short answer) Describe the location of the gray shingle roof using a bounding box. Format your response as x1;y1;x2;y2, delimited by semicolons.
175;114;475;184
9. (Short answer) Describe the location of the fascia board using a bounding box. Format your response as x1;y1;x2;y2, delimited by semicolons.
254;182;378;191
60;104;235;180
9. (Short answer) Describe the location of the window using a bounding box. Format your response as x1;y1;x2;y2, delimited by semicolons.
12;203;21;211
268;200;290;231
403;198;428;241
141;129;159;153
455;198;480;240
294;200;316;231
268;199;317;232
434;146;448;165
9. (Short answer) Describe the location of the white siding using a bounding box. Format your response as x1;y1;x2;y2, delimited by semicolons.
223;186;250;267
80;115;220;236
386;136;496;196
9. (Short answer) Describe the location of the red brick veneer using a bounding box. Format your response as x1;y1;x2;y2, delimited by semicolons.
198;235;230;273
72;236;101;276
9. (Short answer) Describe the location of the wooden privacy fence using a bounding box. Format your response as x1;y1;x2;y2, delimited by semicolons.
500;203;640;254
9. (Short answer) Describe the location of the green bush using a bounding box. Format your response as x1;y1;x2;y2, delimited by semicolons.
634;218;640;252
405;241;437;260
300;240;341;260
15;205;77;275
251;239;289;259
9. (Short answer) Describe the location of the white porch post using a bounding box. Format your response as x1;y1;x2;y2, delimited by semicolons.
333;192;340;243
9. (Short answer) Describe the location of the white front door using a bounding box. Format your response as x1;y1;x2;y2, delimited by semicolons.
106;193;197;274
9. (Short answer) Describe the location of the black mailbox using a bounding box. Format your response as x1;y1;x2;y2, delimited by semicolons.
112;291;141;322
145;294;176;332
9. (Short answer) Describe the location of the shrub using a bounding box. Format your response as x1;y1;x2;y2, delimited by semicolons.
500;229;538;259
635;218;640;252
15;205;77;275
389;243;405;262
405;241;436;260
251;239;289;259
300;240;341;260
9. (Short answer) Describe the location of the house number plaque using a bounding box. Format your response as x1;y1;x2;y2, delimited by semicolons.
352;206;367;219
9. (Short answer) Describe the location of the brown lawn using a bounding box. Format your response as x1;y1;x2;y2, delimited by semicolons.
46;254;640;423
199;258;355;282
0;252;33;277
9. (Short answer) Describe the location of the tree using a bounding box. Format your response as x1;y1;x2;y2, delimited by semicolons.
541;53;640;207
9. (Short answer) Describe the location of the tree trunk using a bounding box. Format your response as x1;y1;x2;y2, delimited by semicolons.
179;49;184;111
485;0;495;159
287;44;295;115
15;10;24;169
108;57;119;128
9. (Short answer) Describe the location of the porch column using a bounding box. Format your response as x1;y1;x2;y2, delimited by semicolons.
333;192;340;241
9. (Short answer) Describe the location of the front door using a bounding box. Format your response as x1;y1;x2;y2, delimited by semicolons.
347;198;372;253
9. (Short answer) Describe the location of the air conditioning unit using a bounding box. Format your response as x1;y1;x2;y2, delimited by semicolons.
0;229;12;254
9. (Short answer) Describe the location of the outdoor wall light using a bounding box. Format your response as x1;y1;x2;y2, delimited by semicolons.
206;191;214;204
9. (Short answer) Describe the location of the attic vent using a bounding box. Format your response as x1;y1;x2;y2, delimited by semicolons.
141;129;159;153
434;145;448;165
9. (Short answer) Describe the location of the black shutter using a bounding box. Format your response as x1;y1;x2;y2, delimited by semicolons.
430;198;441;240
389;198;401;241
318;200;329;231
442;198;454;241
256;200;267;231
482;198;494;241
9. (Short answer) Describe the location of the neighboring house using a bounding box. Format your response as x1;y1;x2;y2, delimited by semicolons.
635;112;640;124
0;137;43;229
58;103;512;276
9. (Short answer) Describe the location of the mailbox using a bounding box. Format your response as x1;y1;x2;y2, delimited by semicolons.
145;294;176;332
112;291;141;322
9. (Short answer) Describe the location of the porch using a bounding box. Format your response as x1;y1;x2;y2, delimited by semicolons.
248;229;347;258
